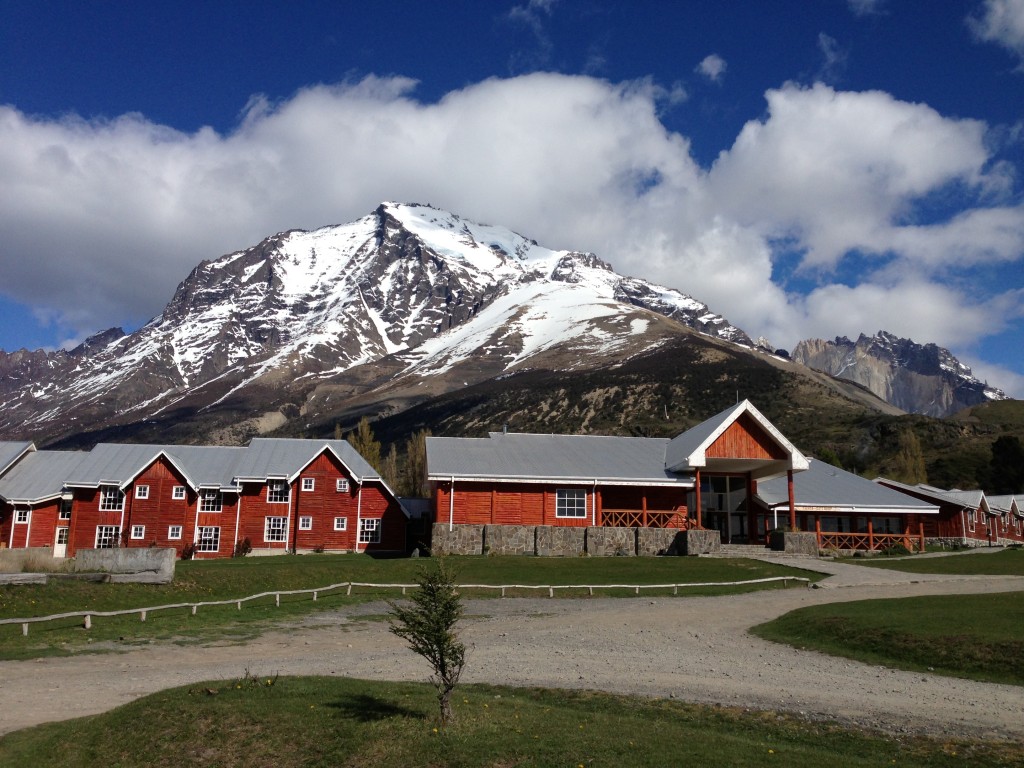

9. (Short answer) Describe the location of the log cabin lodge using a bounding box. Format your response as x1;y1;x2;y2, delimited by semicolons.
1;401;1021;559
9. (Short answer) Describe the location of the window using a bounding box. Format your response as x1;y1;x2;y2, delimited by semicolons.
56;527;69;545
172;486;186;500
336;478;349;493
267;480;290;504
135;485;149;500
556;489;587;518
197;526;220;552
299;516;312;530
59;499;72;520
130;525;145;540
15;509;29;524
358;518;381;544
199;490;223;513
302;477;315;492
95;525;120;549
168;525;183;540
265;516;288;542
99;486;125;511
333;517;348;531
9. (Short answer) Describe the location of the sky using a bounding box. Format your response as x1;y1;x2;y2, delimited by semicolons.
1;0;1023;396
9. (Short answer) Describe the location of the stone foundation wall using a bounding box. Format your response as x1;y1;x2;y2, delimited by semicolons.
430;524;484;555
681;529;721;555
535;526;586;557
637;528;685;556
74;547;176;583
484;525;534;555
586;527;636;556
769;531;818;556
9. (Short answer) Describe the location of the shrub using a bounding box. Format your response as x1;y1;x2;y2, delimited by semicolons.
232;537;253;558
180;543;196;560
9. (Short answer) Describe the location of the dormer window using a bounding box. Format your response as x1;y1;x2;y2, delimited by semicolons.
267;480;290;504
99;486;125;512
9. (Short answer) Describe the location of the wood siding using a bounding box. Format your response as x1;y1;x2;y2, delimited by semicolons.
706;414;788;460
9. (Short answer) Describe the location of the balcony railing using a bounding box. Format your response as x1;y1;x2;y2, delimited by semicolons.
602;509;688;529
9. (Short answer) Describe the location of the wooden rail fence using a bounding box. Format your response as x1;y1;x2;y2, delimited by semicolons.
815;520;926;553
0;576;810;636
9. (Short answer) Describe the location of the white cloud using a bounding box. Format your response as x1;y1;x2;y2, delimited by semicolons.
696;54;727;83
969;0;1024;67
0;73;1021;393
848;0;885;16
816;33;849;82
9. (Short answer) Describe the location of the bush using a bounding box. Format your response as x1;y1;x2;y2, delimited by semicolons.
232;537;253;558
180;543;196;560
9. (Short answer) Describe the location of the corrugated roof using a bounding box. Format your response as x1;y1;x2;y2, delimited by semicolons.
757;459;938;513
0;450;88;504
64;443;244;490
427;432;690;485
236;438;380;482
877;479;990;511
0;441;34;476
987;494;1020;515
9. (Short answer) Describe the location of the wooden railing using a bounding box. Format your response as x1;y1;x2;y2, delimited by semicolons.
0;576;809;636
602;509;688;529
815;520;925;553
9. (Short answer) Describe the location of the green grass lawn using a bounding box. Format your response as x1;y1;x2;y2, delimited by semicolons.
752;591;1024;685
0;555;821;659
847;547;1024;576
0;677;1017;768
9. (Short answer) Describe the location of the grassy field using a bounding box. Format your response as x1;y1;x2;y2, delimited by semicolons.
0;677;1018;768
752;591;1024;685
848;547;1024;576
0;554;821;659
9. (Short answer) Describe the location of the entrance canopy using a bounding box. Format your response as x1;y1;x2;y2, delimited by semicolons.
664;400;808;481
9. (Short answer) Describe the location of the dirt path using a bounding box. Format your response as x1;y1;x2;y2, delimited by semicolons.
2;558;1023;740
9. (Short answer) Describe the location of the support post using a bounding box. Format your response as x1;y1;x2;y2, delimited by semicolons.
695;470;702;529
868;519;874;551
787;469;796;531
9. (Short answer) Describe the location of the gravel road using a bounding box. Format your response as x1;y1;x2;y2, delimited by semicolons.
2;556;1023;741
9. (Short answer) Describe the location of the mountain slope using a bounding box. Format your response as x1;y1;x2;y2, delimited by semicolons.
791;332;1007;418
0;203;754;445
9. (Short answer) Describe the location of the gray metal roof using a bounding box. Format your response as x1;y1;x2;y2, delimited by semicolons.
236;438;380;482
757;459;938;513
64;443;245;490
427;432;690;485
0;441;34;476
876;479;990;512
987;494;1020;516
0;450;88;504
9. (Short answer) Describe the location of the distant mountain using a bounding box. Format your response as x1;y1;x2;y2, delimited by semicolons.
791;331;1007;418
0;203;756;445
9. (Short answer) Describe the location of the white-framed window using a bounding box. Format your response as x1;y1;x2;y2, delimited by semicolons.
299;516;313;530
99;486;125;512
267;480;290;504
58;499;72;520
168;525;183;540
95;525;120;549
172;486;186;500
336;478;349;493
15;509;29;524
135;485;149;500
130;525;145;540
333;517;348;531
555;489;587;518
197;526;220;552
302;477;315;492
265;516;288;542
968;510;976;532
199;490;223;513
358;518;381;544
55;527;69;546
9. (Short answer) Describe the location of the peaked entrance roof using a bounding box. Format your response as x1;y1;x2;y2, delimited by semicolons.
665;400;808;481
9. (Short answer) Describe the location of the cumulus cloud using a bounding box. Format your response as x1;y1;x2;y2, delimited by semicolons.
969;0;1024;67
696;54;727;83
0;73;1021;394
848;0;885;16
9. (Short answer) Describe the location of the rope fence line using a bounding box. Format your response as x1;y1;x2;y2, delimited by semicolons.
1;576;809;636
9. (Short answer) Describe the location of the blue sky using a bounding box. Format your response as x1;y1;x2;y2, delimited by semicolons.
1;0;1023;395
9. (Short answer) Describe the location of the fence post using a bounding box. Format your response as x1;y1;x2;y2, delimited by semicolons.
275;593;280;607
22;623;28;636
140;610;147;622
84;615;91;630
919;522;925;553
868;519;874;551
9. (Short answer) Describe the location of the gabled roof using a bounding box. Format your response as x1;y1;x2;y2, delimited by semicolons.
0;450;89;505
664;400;808;480
986;494;1021;518
756;459;938;514
0;441;35;477
427;432;691;486
876;479;992;513
235;438;380;483
64;443;244;491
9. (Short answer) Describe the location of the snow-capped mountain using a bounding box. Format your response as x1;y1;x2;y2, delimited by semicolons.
0;203;753;443
791;331;1007;418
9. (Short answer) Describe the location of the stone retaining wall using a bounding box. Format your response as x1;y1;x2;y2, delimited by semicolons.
74;548;176;583
431;523;717;557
